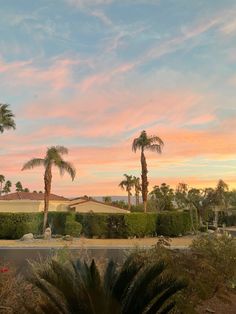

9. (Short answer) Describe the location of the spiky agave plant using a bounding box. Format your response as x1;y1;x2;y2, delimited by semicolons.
27;253;186;314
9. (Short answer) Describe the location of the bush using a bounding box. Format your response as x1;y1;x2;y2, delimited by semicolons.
65;221;82;237
218;212;236;226
0;213;42;239
64;214;82;237
76;213;108;238
124;213;157;237
0;211;194;239
47;212;72;235
156;211;191;236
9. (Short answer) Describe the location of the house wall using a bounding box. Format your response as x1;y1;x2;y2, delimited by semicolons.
0;200;40;212
71;201;130;213
0;200;70;212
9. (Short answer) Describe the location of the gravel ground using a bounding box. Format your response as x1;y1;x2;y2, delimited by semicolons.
0;235;194;248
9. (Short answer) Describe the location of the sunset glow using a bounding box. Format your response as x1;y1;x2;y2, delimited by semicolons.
1;0;236;196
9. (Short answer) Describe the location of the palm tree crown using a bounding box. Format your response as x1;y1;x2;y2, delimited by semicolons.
132;130;164;154
0;104;16;133
22;146;76;179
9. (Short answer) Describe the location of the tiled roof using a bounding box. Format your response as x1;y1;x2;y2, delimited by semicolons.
0;192;69;201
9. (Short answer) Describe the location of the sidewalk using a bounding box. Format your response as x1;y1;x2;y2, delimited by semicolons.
0;235;195;249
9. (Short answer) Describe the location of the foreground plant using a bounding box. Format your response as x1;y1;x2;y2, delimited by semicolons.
28;254;186;314
22;146;76;232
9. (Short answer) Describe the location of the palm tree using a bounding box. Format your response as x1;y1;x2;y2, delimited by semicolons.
119;174;134;210
28;254;186;314
0;175;5;196
0;104;16;133
133;176;141;206
132;130;164;212
22;146;76;232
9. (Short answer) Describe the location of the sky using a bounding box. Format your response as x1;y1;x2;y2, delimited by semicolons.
0;0;236;197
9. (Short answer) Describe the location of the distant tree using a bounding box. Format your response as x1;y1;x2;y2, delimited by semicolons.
111;200;128;209
175;182;189;209
119;174;134;210
132;130;164;212
15;181;23;192
22;146;76;232
214;179;229;210
103;196;112;203
23;188;30;192
2;180;12;194
187;188;215;225
0;104;16;133
0;175;5;196
150;183;175;211
133;176;141;206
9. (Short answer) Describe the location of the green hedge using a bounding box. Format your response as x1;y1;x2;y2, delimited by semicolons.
65;214;82;237
156;211;192;237
218;212;236;226
124;213;157;237
0;210;194;239
0;213;42;239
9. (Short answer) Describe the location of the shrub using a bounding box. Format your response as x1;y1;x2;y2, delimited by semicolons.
156;211;191;236
106;214;127;238
64;213;82;237
124;213;157;237
47;212;71;235
76;213;108;238
0;213;42;239
218;212;236;226
65;221;82;237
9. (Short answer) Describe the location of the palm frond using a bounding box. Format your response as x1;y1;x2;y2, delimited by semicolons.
0;104;16;133
21;158;45;171
146;144;163;154
56;160;76;180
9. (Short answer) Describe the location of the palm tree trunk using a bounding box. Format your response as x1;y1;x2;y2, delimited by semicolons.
0;182;2;196
141;149;148;213
43;165;52;233
135;191;139;206
128;191;131;210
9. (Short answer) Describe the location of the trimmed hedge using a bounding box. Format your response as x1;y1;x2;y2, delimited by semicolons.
124;213;157;237
156;211;192;237
0;210;195;239
0;213;42;239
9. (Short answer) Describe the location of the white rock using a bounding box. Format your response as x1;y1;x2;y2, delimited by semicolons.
44;227;52;240
21;233;34;241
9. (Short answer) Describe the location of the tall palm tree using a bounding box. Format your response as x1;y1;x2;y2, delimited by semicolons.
0;175;5;196
119;174;134;210
28;254;186;314
133;176;141;206
22;146;76;232
132;130;164;212
0;104;16;133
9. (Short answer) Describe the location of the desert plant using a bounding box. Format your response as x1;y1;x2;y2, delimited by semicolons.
28;254;186;313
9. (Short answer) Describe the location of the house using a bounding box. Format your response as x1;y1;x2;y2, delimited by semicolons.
69;197;130;214
0;192;70;212
0;193;130;214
